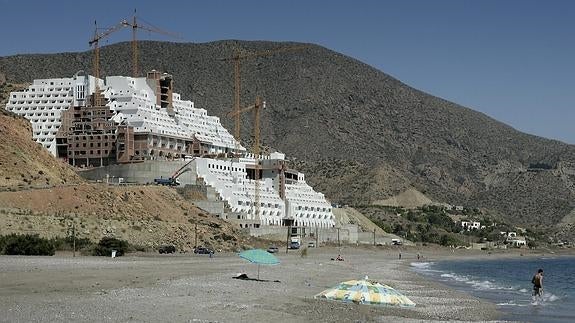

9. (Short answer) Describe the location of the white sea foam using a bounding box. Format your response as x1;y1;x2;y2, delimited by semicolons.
440;272;470;283
497;301;528;307
439;273;518;292
410;262;443;274
542;293;560;302
410;262;434;269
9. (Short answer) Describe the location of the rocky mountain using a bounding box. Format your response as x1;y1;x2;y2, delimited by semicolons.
1;40;574;232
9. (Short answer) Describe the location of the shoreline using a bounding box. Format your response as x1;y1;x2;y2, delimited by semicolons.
1;246;571;322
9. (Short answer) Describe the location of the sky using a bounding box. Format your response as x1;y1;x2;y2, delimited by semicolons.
1;0;573;144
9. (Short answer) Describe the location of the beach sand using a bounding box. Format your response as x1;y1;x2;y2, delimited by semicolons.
0;246;525;322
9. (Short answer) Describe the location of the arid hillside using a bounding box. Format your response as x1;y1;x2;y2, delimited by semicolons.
0;184;248;251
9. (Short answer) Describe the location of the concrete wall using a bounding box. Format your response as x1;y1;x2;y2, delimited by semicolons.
194;201;225;217
78;160;199;185
247;225;360;244
356;231;411;246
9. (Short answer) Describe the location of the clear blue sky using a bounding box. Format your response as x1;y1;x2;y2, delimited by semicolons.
1;0;573;144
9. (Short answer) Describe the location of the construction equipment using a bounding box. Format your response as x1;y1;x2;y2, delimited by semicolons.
227;96;264;221
89;11;180;104
154;157;197;186
121;10;181;77
88;20;126;106
222;45;307;152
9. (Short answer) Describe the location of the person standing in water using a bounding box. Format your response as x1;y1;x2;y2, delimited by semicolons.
532;268;543;298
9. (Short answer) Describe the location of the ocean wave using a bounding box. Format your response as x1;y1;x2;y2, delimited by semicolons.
542;293;560;302
410;261;434;269
439;272;519;292
497;301;529;307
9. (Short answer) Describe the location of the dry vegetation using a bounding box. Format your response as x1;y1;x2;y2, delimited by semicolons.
0;184;253;251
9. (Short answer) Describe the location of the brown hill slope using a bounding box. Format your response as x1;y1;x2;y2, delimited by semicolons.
0;184;246;251
0;83;83;190
1;41;574;228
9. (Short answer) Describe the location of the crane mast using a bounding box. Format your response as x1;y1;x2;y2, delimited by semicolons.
223;45;307;154
88;11;180;108
121;10;181;77
88;21;125;106
227;96;264;223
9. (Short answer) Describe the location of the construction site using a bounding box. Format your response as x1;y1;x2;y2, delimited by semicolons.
1;13;401;250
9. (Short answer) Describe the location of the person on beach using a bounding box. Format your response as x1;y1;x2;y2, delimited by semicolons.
532;268;543;297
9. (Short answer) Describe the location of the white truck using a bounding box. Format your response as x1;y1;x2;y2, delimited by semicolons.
391;238;403;246
289;237;301;249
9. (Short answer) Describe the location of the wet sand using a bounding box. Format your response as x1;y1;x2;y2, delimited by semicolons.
0;246;512;322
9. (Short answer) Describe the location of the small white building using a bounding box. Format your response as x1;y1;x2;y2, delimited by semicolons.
504;232;517;238
461;221;481;231
507;236;527;247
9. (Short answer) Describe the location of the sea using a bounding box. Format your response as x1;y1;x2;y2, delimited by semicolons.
411;255;575;323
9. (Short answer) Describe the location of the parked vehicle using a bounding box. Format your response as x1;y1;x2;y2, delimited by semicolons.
267;246;279;253
307;241;316;248
154;177;181;186
153;157;196;186
194;246;214;254
289;236;301;249
391;239;403;246
158;245;176;254
289;241;300;249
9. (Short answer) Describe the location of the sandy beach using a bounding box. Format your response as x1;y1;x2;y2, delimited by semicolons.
0;246;531;322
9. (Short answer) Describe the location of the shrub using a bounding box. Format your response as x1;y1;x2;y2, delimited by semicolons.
440;234;463;247
92;237;129;257
0;234;55;256
51;236;94;251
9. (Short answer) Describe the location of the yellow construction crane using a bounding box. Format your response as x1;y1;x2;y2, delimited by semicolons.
227;96;264;222
222;45;307;153
121;10;181;77
88;20;126;106
88;12;180;105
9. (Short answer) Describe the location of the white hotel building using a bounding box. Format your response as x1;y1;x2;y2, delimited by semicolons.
5;71;335;228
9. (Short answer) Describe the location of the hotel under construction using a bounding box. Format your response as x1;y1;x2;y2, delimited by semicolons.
6;71;335;229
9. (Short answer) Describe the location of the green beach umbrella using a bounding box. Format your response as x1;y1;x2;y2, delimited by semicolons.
315;276;416;307
238;249;280;280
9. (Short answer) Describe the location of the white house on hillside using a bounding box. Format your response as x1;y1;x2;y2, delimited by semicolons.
461;221;480;231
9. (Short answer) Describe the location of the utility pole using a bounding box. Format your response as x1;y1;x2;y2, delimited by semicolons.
194;223;198;248
337;228;340;247
286;225;291;254
373;228;376;246
72;223;76;258
315;227;319;247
